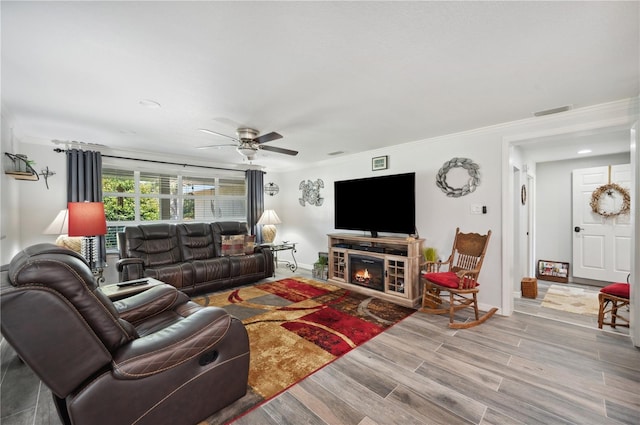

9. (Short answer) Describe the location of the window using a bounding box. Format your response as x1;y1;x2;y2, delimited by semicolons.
102;167;246;250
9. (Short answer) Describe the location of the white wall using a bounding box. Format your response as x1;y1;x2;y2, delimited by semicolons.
1;109;22;264
15;143;68;248
535;153;630;283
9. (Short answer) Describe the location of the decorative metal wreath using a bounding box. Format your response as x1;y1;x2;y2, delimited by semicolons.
589;183;630;218
299;179;324;206
436;157;480;197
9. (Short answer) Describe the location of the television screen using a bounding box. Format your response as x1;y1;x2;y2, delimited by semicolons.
334;172;415;236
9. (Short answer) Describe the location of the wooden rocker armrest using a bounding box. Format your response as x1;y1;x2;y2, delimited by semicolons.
423;259;452;273
423;260;442;273
454;269;480;289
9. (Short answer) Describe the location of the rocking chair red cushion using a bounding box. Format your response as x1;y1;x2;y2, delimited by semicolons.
421;271;479;289
600;282;630;298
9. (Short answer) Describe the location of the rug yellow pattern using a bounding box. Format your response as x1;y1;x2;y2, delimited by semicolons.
541;284;600;315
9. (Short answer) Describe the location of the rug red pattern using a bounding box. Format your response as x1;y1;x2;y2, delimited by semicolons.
193;277;415;424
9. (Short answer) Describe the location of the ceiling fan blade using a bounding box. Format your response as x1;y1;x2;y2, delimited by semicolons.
253;131;283;144
196;143;237;150
259;145;298;156
198;128;238;141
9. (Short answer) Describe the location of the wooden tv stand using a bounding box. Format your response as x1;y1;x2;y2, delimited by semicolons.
327;233;424;308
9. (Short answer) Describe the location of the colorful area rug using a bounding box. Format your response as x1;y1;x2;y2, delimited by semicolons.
541;284;600;315
193;277;414;424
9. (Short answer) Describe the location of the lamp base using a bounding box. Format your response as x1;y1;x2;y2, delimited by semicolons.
262;225;276;244
81;236;99;269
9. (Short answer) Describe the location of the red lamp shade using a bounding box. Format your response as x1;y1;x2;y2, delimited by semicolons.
67;202;107;237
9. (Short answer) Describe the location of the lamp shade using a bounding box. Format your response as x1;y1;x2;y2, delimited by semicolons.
258;209;281;225
43;209;69;235
68;202;107;237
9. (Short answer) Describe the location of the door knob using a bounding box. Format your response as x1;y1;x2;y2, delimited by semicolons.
574;226;584;233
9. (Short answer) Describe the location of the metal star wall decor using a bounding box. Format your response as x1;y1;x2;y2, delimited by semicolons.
299;179;324;206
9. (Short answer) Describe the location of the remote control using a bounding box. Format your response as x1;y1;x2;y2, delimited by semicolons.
116;279;149;288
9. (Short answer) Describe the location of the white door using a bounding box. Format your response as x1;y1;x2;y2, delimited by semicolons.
572;164;631;282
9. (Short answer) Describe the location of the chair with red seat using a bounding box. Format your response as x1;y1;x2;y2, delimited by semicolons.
598;281;630;329
420;227;498;328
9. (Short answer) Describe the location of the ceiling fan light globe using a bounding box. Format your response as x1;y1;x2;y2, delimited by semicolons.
237;145;257;159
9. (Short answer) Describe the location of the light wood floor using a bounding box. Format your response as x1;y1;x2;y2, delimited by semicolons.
2;270;638;425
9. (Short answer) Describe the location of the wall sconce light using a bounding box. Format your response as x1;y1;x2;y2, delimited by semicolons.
264;182;280;196
68;202;107;269
258;209;281;244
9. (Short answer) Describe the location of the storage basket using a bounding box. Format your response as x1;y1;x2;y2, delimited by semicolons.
521;277;538;299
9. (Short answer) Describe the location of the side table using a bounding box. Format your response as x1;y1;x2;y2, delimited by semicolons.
262;242;298;272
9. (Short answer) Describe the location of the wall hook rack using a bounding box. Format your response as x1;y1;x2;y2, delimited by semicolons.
4;152;39;181
40;166;56;189
4;153;56;188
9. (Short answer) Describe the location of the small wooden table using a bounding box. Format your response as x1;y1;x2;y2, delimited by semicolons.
100;277;165;300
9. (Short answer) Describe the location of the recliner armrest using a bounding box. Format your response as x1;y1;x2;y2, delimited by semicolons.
111;307;232;378
113;284;190;324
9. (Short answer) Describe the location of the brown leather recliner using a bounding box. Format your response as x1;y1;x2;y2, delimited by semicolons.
0;243;250;425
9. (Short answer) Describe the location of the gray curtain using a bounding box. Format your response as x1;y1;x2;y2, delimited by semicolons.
66;149;106;262
246;169;265;243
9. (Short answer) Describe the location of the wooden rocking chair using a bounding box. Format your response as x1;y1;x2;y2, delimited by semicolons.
420;227;497;328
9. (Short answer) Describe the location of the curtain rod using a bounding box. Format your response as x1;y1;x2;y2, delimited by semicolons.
53;148;250;173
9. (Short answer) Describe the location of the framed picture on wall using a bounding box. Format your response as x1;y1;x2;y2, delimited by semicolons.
372;155;388;171
536;260;569;283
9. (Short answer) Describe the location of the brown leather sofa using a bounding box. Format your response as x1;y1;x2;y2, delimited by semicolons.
117;221;274;295
1;243;250;425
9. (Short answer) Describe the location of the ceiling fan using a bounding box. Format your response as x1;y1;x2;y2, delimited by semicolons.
197;128;298;160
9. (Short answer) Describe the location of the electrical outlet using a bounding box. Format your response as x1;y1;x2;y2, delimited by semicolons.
470;204;483;215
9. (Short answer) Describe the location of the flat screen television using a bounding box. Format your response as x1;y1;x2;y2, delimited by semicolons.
334;172;415;237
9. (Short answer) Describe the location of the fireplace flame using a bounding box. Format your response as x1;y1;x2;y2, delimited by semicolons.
354;268;370;283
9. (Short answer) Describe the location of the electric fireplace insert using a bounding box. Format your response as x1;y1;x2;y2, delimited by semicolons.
349;254;384;291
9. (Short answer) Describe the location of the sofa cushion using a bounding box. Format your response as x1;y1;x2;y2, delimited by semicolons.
144;264;194;290
221;235;245;256
191;258;231;284
244;235;256;254
211;221;249;256
177;223;216;261
125;224;181;268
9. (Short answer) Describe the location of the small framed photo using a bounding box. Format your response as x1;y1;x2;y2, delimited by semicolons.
372;155;388;171
536;260;569;283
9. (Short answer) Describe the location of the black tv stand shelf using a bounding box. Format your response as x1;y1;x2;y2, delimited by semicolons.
327;233;424;308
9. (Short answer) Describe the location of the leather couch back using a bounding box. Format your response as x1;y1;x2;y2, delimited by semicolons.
124;223;182;267
1;244;136;397
177;222;216;261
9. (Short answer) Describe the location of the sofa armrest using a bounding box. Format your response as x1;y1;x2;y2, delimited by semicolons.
116;257;143;271
113;284;190;324
111;307;233;378
260;246;275;276
116;258;144;280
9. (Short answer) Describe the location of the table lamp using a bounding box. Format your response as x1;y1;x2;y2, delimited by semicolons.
68;202;107;269
43;208;83;253
258;209;281;244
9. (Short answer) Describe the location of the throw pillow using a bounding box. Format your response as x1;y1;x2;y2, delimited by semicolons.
244;235;256;254
221;235;245;256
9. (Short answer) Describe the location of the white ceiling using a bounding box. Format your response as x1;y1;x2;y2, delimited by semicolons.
2;1;638;171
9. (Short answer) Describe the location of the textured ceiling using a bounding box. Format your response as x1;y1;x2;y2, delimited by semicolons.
2;1;638;170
